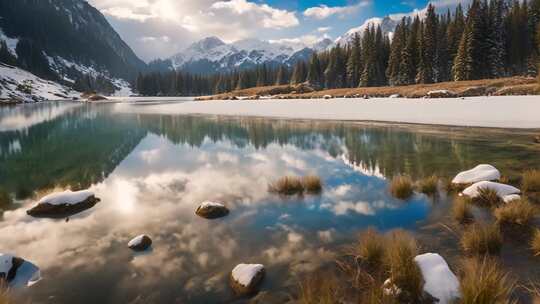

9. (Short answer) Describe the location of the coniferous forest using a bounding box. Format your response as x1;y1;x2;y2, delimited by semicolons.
135;0;540;96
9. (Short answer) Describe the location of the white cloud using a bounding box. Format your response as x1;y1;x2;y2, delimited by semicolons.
317;26;332;33
303;1;371;20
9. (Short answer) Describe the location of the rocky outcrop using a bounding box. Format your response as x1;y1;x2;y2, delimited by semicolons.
195;201;229;219
230;264;265;295
426;90;458;98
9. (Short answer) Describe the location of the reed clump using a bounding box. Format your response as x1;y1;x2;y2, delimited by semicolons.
389;175;414;200
494;199;536;227
269;175;323;196
453;196;474;224
461;223;503;256
417;175;439;195
459;257;515;304
522;169;540;193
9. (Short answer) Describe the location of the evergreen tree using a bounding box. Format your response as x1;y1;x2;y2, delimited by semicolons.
453;21;474;81
346;33;362;87
0;40;17;65
487;0;506;78
417;4;438;83
275;65;289;85
290;61;307;85
307;52;322;87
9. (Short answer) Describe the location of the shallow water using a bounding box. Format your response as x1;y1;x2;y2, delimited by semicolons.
1;102;539;303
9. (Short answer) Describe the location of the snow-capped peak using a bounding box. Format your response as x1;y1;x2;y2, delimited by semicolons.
335;16;400;46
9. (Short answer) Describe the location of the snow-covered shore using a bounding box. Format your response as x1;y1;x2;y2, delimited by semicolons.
115;96;540;129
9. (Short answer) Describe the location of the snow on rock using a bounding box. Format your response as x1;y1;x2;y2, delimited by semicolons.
0;63;78;103
27;189;100;218
452;164;501;184
195;201;229;219
427;90;457;98
389;94;400;98
230;263;265;295
414;253;460;304
0;253;23;283
462;181;520;199
128;234;153;251
503;194;521;203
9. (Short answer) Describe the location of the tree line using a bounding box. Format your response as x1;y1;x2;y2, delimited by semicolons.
135;0;540;96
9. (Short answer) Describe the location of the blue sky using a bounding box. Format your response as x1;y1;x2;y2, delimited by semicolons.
87;0;459;61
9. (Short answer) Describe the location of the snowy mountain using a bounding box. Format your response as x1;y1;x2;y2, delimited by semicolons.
0;0;146;95
335;16;400;46
169;37;333;74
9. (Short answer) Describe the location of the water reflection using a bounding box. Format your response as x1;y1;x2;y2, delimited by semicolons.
0;103;539;303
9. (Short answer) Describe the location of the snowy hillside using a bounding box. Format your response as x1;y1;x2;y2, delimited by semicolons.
0;63;78;103
170;36;334;73
335;16;400;45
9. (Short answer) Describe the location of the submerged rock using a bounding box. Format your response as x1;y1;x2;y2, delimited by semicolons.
230;263;265;295
462;181;520;199
452;164;501;185
128;235;152;251
195;201;229;219
26;190;100;218
0;254;24;283
414;253;460;304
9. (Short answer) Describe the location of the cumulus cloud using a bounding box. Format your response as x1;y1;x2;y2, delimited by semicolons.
303;1;371;20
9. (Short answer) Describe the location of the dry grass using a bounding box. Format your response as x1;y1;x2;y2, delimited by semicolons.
297;272;343;304
453;196;474;224
417;175;439;195
461;223;503;256
531;229;540;257
459;257;515;304
302;175;323;194
494;199;537;227
523;170;540;193
383;230;423;303
389;175;414;200
269;176;305;195
0;285;10;304
354;228;386;271
0;188;11;208
472;187;503;206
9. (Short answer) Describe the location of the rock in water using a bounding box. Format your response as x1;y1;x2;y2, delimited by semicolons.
128;235;152;251
26;190;100;218
462;181;520;199
0;254;24;283
230;264;265;295
195;201;229;219
414;253;460;304
452;164;501;185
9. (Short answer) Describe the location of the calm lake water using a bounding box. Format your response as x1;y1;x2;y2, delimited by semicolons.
1;101;540;303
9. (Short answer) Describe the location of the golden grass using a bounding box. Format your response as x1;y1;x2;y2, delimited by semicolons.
417;175;439;195
461;223;503;256
0;285;10;304
523;170;540;193
531;229;540;257
302;175;323;194
269;176;305;195
453;196;474;224
389;175;414;200
383;230;423;303
494;199;537;227
459;257;515;304
297;272;343;304
354;228;386;271
472;187;503;206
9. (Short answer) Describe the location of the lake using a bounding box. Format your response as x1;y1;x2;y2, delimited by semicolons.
1;101;540;303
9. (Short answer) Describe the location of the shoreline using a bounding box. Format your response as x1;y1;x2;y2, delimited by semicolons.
115;96;540;130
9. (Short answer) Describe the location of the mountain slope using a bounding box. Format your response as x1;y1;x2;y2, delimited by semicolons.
0;0;145;87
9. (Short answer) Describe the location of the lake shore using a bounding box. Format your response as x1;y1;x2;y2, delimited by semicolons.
116;95;540;129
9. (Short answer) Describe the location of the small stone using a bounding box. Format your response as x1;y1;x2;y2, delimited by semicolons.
230;264;265;295
128;235;152;251
195;201;229;219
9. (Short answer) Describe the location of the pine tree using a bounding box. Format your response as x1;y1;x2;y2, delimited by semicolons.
437;11;451;82
417;4;438;83
290;61;307;85
487;0;506;78
346;33;362;87
275;65;288;85
387;19;406;85
307;52;322;87
453;21;474;81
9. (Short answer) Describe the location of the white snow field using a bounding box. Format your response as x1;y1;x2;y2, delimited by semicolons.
115;96;540;129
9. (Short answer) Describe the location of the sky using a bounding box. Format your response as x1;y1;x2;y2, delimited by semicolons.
87;0;466;62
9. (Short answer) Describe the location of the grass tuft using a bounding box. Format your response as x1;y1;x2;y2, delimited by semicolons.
389;175;414;200
459;257;515;304
494;199;537;227
383;230;423;303
355;228;386;271
522;170;540;193
0;284;10;304
461;223;503;256
0;188;12;208
302;175;323;194
453;196;474;224
269;176;305;195
472;187;502;206
531;229;540;257
417;175;439;195
297;271;343;304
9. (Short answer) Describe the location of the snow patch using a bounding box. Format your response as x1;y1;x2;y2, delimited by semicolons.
452;164;501;184
231;264;264;287
0;29;19;57
199;201;225;209
37;190;94;206
128;235;147;247
462;181;520;199
414;253;460;304
503;194;521;203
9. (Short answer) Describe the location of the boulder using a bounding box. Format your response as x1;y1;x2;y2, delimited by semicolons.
195;201;229;219
323;95;332;100
459;86;488;97
230;263;265;295
426;90;457;98
414;253;460;304
87;94;107;101
128;235;153;251
452;164;501;185
0;254;24;283
27;190;100;218
462;181;520;199
389;94;401;98
503;194;521;203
